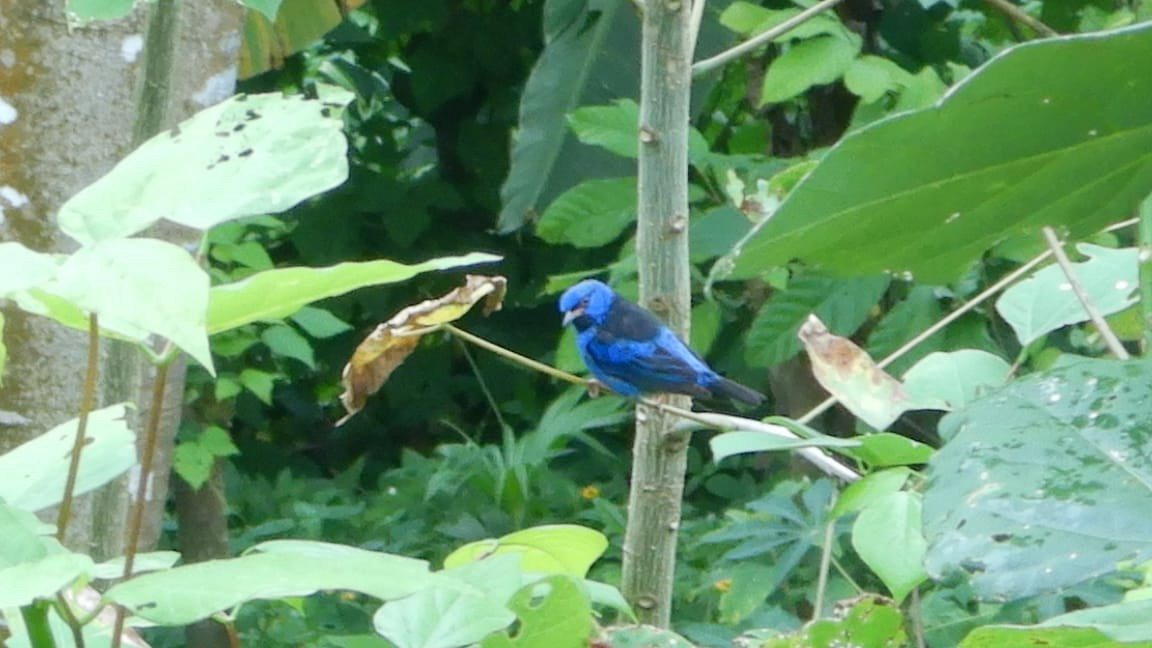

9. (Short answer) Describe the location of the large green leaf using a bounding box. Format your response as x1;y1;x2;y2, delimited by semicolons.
481;576;593;648
443;525;608;578
0;243;57;297
374;583;516;648
58;91;351;244
39;239;212;370
996;244;1138;346
0;501;94;608
497;0;633;232
760;35;861;105
852;491;928;603
105;541;432;625
535;178;636;247
745;273;890;367
730;23;1152;283
0;404;135;512
923;358;1152;600
207;252;500;334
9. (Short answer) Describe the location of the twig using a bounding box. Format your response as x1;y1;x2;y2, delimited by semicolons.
56;314;101;544
692;0;844;75
1041;226;1129;359
680;412;860;481
111;351;174;648
688;0;707;57
910;588;927;648
1138;204;1152;354
792;218;1139;424
455;338;509;431
982;0;1058;37
813;504;838;619
442;323;857;479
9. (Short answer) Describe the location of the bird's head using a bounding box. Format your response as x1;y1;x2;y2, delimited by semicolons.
559;279;615;329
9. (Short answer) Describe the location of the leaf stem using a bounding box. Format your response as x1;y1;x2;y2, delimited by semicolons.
1041;226;1129;359
110;352;174;648
441;323;586;387
56;313;101;544
813;503;837;619
692;0;845;76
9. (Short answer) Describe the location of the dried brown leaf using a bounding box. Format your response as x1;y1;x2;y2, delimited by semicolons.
338;275;507;424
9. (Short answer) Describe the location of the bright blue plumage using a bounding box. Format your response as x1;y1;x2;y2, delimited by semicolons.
558;280;764;405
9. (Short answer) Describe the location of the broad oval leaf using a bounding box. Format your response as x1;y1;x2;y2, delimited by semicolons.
536;177;636;247
105;544;432;625
996;244;1138;346
374;584;515;648
0;243;57;297
852;491;929;603
901;349;1012;411
443;525;608;578
58;91;351;244
923;357;1152;600
731;23;1152;283
0;404;135;512
710;429;860;463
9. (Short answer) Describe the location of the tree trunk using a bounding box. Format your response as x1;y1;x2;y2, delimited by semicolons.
0;0;243;559
620;0;695;628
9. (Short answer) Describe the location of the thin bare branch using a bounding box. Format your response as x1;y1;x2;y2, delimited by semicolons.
692;0;843;75
983;0;1058;37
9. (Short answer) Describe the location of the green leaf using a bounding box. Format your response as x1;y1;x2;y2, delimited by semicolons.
852;491;929;602
0;404;135;512
239;368;278;405
745;273;890;367
261;324;317;368
720;2;848;41
106;542;432;625
0;243;57;297
597;625;694;648
58;91;351;244
0;501;94;608
40;238;212;372
207;252;500;334
173;441;215;490
91;551;182;580
760;596;906;647
710;430;860;463
960;626;1152;648
497;0;630;232
720;563;782;624
568;99;709;161
996;244;1138;346
0;312;6;385
290;306;353;338
1033;599;1152;643
689;300;723;357
844;55;907;103
240;0;283;22
864;285;945;375
840;432;935;467
481;576;594;648
374;584;515;648
443;525;608;578
760;35;861;105
732;23;1152;283
901;350;1012;411
831;467;913;519
536;178;636;247
923;357;1152;600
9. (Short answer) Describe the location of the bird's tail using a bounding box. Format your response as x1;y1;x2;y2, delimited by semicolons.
711;377;766;406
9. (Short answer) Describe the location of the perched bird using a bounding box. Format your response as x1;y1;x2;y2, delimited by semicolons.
559;279;765;406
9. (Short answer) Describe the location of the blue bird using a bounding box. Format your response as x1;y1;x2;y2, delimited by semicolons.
559;279;765;405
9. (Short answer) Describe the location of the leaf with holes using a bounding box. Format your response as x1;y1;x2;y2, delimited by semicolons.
923;357;1152;600
58;91;351;244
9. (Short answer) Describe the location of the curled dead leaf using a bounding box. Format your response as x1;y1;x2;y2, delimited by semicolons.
798;314;909;431
338;275;507;424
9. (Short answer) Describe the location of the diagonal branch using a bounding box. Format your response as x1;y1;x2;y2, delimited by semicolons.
692;0;844;75
1041;226;1129;359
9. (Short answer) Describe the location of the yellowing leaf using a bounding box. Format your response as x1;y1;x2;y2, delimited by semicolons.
798;314;909;431
338;276;507;423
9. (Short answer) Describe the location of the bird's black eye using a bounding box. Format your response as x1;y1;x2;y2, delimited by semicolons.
579;297;589;306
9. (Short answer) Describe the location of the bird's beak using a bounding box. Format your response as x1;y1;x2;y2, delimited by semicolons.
561;307;584;327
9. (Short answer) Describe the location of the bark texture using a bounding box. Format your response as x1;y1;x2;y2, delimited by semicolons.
620;0;695;628
0;0;243;559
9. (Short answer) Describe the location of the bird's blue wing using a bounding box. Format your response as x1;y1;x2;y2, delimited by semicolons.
583;329;712;397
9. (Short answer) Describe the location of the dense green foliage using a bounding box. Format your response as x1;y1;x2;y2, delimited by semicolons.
3;0;1152;646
